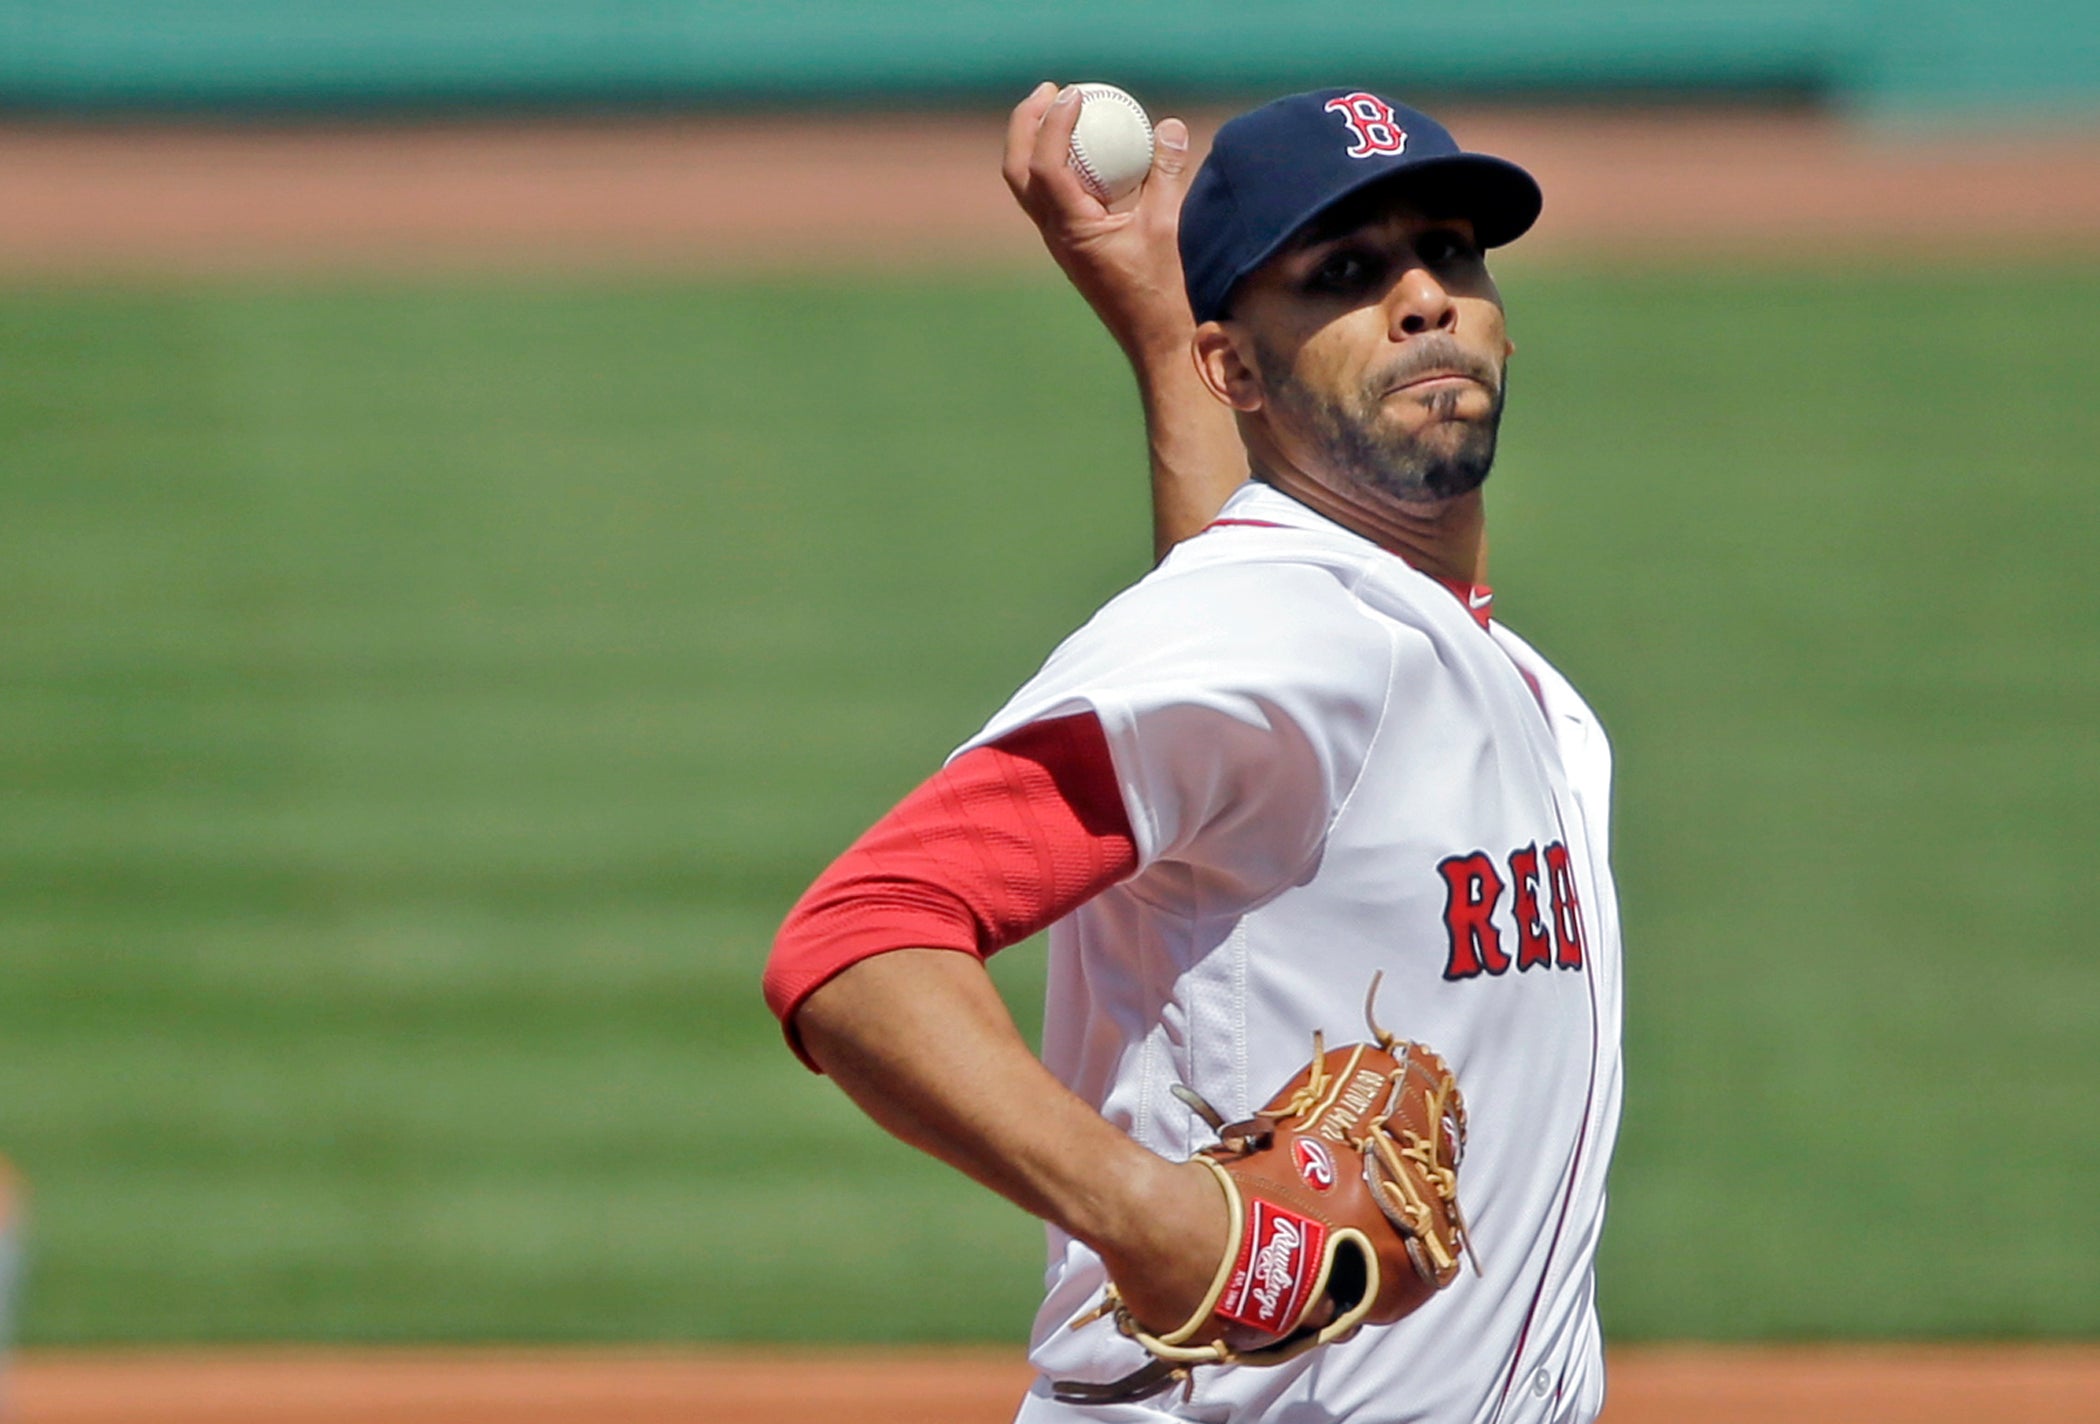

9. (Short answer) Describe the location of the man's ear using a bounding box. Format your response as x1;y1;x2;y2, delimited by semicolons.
1194;322;1265;413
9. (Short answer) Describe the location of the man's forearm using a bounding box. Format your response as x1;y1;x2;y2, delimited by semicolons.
997;87;1245;562
797;948;1160;1243
1129;330;1249;562
794;947;1227;1325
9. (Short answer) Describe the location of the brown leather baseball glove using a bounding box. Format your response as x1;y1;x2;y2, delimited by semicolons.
1054;980;1475;1406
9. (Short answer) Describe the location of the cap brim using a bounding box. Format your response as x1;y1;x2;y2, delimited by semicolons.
1380;154;1542;248
1210;153;1542;321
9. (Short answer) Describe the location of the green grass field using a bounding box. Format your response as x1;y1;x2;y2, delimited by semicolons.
3;265;2096;1346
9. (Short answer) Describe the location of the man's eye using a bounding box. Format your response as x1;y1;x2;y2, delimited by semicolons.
1307;251;1382;294
1420;231;1479;266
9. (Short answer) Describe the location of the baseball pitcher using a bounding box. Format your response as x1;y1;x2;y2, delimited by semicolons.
765;87;1624;1424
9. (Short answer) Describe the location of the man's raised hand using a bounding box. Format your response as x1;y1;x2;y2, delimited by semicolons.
1003;83;1200;364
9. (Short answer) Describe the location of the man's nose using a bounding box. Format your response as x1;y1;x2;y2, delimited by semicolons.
1387;265;1458;338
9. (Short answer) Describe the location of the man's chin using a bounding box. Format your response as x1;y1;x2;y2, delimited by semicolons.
1417;459;1494;501
1363;430;1498;502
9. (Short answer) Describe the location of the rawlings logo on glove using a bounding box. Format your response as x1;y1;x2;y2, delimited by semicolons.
1055;977;1476;1406
1222;1200;1324;1332
1293;1137;1336;1190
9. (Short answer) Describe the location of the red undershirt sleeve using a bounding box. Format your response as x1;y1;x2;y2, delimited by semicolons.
762;711;1139;1071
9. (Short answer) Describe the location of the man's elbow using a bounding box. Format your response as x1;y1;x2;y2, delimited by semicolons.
763;874;983;1072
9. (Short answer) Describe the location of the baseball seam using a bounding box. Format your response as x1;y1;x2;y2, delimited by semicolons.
1069;86;1153;203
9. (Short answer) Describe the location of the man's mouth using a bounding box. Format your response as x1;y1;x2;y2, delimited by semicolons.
1387;370;1491;398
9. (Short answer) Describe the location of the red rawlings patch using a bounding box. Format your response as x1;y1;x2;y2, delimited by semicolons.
1293;1137;1337;1193
1216;1199;1328;1335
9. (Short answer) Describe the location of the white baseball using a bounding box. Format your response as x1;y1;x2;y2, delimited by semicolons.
1067;83;1155;205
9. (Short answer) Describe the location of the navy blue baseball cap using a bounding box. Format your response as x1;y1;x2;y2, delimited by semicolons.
1179;89;1543;323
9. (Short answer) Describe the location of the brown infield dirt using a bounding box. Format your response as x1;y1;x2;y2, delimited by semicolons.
13;1344;2100;1423
3;104;2097;1420
1;106;2098;276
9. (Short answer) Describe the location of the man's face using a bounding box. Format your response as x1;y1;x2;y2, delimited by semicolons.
1218;192;1512;504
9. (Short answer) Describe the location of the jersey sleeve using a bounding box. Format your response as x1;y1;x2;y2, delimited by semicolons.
958;559;1393;914
763;712;1139;1070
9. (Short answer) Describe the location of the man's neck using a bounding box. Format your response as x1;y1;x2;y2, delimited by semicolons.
1250;459;1488;587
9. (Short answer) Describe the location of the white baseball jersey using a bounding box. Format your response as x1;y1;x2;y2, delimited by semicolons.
960;481;1624;1424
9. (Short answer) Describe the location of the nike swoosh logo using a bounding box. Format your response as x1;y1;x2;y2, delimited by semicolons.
1467;589;1493;609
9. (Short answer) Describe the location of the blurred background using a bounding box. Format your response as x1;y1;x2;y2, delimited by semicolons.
2;0;2097;1414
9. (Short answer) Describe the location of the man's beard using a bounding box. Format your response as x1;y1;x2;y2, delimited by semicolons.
1255;334;1506;502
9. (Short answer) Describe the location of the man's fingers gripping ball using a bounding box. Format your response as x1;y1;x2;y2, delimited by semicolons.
1000;81;1059;204
1006;82;1159;217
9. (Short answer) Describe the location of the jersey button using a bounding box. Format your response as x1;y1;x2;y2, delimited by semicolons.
1530;1367;1552;1398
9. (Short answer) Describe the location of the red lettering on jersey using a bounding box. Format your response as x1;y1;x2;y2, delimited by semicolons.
1544;841;1586;970
1324;93;1408;159
1439;851;1508;979
1508;843;1552;971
